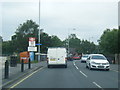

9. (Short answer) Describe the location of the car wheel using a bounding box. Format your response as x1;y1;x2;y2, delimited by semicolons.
48;65;50;68
86;65;88;68
65;65;67;68
106;69;109;71
89;64;92;70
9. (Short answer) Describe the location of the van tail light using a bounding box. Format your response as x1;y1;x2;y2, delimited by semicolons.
65;57;67;61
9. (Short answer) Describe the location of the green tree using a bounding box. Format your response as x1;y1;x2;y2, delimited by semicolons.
11;20;39;53
82;40;96;54
99;29;118;54
63;34;81;53
50;35;63;47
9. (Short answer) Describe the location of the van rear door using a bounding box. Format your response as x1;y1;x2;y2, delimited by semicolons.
48;48;57;64
56;48;66;64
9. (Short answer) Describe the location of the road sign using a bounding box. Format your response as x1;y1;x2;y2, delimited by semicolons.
36;44;42;45
28;47;37;51
29;37;36;46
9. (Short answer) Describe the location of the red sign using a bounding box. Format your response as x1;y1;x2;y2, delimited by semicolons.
29;37;36;46
29;37;35;41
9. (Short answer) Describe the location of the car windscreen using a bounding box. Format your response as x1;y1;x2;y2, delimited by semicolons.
91;55;106;60
82;56;88;58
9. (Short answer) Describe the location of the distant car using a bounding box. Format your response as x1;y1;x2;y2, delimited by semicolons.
86;54;110;71
81;55;89;63
72;56;80;60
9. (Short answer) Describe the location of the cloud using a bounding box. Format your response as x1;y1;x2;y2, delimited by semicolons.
1;0;118;45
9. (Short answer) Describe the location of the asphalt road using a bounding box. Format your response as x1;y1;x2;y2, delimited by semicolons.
7;60;119;89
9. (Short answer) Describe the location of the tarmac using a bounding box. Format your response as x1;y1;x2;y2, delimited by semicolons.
1;61;46;88
0;59;119;89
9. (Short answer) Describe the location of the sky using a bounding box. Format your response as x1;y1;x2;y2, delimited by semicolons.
0;0;119;45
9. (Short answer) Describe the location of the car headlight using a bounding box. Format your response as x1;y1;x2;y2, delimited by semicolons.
91;61;96;64
106;62;109;65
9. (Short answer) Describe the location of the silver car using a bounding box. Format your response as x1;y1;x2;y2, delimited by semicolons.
81;54;89;63
86;54;110;71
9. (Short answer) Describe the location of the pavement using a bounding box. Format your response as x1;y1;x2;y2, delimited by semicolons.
1;61;45;88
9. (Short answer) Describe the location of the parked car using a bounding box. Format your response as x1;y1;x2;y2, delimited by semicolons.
81;54;89;63
86;54;110;71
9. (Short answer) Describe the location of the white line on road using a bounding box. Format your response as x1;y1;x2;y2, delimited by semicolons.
73;61;88;78
75;66;79;70
10;67;44;89
79;71;88;78
73;62;78;69
93;82;102;88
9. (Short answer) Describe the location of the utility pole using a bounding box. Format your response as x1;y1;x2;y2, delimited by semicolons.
68;28;76;55
38;0;41;61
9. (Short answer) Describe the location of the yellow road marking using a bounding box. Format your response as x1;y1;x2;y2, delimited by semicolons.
10;67;44;89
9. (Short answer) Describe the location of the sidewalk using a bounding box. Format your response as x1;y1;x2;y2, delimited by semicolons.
2;61;46;88
110;64;119;72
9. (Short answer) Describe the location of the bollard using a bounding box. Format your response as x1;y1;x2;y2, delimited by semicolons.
4;60;9;79
21;59;24;72
28;58;31;69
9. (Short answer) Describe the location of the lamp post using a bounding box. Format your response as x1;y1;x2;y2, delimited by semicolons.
38;0;41;61
67;28;76;55
89;37;93;42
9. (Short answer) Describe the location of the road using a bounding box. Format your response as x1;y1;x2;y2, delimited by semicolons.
6;60;118;89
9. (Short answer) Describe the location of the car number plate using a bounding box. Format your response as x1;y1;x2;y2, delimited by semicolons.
98;66;104;68
50;59;55;61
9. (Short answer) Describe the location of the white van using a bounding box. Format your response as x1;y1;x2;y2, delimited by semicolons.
47;47;67;68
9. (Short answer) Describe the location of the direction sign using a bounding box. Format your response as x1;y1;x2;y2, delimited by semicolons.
36;44;42;45
28;47;37;51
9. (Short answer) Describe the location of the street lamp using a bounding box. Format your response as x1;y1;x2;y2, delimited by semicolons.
38;0;41;61
89;37;93;42
67;28;76;55
38;29;43;61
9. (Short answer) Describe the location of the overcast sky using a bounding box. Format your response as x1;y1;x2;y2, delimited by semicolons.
1;0;119;44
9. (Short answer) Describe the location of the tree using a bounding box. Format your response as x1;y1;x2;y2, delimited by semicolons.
79;40;96;54
50;35;63;47
99;29;118;54
63;34;81;54
11;20;39;53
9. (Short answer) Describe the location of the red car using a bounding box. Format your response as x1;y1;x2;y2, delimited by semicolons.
72;56;80;60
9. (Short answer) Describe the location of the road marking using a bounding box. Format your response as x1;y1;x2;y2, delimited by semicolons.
10;67;44;89
93;82;102;88
73;61;88;77
79;71;88;78
75;66;79;69
73;63;75;66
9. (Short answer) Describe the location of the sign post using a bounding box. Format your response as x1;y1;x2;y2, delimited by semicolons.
28;37;37;52
28;37;37;66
